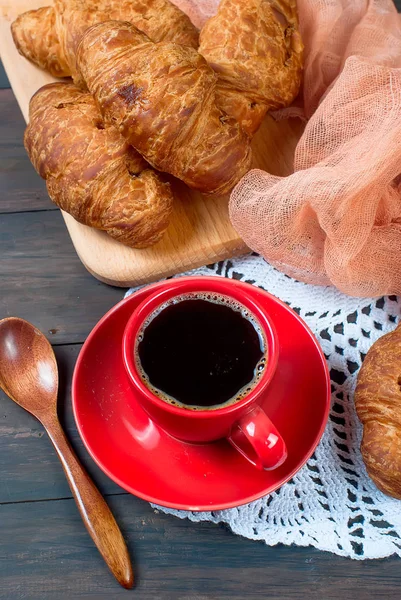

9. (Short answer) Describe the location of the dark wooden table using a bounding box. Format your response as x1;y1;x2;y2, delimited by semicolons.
1;72;401;600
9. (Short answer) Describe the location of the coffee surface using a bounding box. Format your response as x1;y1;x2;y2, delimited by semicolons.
136;295;265;409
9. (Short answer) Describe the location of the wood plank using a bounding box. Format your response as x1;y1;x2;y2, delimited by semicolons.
0;1;303;288
0;210;124;345
0;340;400;597
0;344;123;504
0;89;54;213
0;493;400;600
0;59;9;87
0;346;400;599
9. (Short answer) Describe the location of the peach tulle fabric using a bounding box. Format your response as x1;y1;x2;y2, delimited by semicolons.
174;0;401;297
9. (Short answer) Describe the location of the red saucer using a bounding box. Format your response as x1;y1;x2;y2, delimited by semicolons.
72;278;330;511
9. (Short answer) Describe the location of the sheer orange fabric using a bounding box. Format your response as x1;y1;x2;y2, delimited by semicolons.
175;0;401;296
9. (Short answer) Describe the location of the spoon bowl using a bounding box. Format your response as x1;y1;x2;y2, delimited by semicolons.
0;317;58;414
0;317;133;589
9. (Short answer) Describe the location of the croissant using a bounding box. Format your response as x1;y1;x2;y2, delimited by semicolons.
24;82;173;248
199;0;303;136
76;21;252;196
355;324;401;499
11;0;199;81
10;7;70;77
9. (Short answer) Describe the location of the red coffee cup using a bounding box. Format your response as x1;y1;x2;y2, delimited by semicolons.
122;277;287;470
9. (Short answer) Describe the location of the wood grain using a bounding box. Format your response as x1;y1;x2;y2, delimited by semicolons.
0;100;400;600
0;329;400;599
0;210;123;345
44;412;134;589
2;8;401;600
0;334;400;600
0;318;133;589
0;493;400;600
0;89;51;213
0;60;10;87
0;0;303;287
0;344;123;504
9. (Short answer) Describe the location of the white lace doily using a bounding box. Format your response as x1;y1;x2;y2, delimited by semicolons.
126;254;401;560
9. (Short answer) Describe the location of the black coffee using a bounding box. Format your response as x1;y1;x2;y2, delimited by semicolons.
136;294;266;410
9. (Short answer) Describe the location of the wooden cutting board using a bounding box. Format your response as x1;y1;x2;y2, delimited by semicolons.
0;0;303;287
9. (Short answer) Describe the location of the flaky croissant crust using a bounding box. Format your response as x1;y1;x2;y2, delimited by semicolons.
199;0;303;135
24;82;173;248
11;7;71;77
355;323;401;499
77;20;252;196
11;0;199;81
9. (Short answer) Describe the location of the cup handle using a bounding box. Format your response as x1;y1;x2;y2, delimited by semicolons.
228;405;287;470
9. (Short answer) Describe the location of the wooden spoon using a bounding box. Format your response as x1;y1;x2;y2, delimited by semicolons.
0;317;133;589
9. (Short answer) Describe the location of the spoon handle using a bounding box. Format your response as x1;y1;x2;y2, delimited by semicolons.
42;413;133;589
